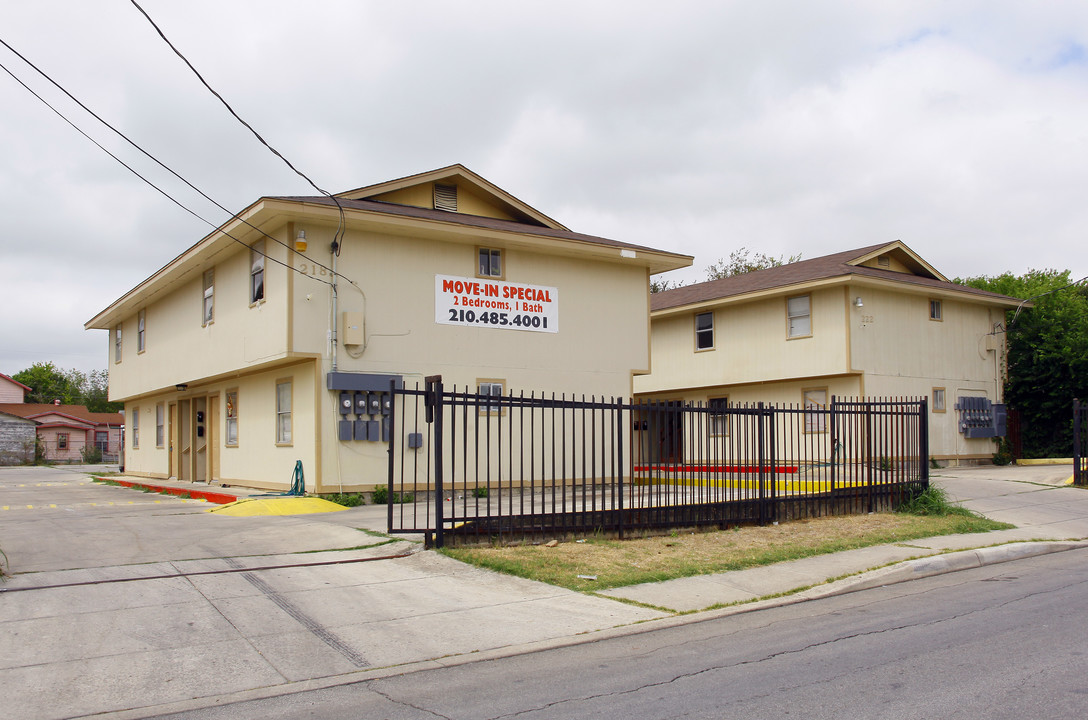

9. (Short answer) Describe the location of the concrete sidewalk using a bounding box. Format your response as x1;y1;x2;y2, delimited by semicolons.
2;463;1086;720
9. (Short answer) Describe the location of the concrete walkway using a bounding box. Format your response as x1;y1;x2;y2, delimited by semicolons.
1;463;1085;719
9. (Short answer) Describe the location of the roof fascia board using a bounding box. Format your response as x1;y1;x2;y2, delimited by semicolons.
653;277;850;318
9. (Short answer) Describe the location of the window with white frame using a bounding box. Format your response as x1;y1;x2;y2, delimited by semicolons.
155;403;164;447
478;248;503;279
276;381;292;444
114;323;122;363
202;269;214;325
803;389;827;433
478;380;504;414
137;309;146;353
695;312;714;350
132;407;140;448
708;397;729;436
225;390;238;446
929;299;943;321
787;295;811;338
250;241;265;304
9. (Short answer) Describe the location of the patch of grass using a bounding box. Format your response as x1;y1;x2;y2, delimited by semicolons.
442;512;1012;593
897;485;974;517
93;478;123;486
324;493;366;507
472;486;489;499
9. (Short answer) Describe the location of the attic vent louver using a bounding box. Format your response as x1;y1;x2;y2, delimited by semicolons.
877;254;890;267
434;183;457;212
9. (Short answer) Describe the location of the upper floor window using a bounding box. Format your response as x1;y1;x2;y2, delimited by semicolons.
695;312;714;350
929;299;943;321
202;269;214;325
787;295;811;338
137;310;146;353
250;241;265;304
114;323;122;363
478;248;503;279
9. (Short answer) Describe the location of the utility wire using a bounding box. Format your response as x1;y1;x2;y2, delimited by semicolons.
1009;275;1088;328
129;0;348;255
0;36;348;285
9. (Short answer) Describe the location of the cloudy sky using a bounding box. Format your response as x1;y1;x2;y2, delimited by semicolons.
2;1;1087;376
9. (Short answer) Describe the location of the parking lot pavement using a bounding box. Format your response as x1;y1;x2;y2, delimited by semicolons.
0;466;666;720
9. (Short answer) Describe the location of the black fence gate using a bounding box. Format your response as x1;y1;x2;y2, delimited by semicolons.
1075;399;1087;486
388;376;929;547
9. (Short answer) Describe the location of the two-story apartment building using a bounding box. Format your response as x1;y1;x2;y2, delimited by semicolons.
633;242;1022;463
86;166;691;492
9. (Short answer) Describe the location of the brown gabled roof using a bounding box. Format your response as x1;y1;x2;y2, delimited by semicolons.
0;404;123;426
270;195;682;258
651;244;1022;312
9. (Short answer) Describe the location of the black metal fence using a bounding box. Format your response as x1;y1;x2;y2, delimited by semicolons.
1075;399;1087;486
388;376;929;547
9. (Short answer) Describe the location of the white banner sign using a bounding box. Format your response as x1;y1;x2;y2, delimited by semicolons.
435;275;558;333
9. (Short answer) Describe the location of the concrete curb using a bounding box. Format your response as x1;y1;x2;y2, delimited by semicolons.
83;538;1088;720
793;540;1088;600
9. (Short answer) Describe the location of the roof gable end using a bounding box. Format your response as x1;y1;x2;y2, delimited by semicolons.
845;240;947;282
334;164;568;231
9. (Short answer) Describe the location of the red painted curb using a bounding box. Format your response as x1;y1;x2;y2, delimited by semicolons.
98;478;239;505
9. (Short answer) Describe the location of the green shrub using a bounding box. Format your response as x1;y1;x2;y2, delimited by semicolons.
371;485;414;504
80;445;103;464
325;493;366;507
472;486;489;498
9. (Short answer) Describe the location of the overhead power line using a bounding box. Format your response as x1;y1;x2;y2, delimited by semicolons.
128;0;348;255
0;36;348;287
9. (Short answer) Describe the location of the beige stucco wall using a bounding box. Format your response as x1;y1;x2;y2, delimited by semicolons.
113;217;654;491
108;233;293;402
634;286;848;395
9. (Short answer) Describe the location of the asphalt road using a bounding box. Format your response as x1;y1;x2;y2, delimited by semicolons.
153;547;1088;720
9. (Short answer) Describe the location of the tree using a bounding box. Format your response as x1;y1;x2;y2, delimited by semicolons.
11;362;122;413
704;247;802;280
955;269;1088;458
650;247;803;294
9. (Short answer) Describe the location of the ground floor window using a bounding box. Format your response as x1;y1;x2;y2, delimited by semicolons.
225;390;238;446
478;380;505;414
132;408;140;448
95;431;108;452
276;381;292;444
57;433;68;450
803;389;828;433
708;397;729;436
156;404;165;447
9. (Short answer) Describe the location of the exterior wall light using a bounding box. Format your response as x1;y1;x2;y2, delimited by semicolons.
295;229;307;252
853;297;864;308
176;384;188;392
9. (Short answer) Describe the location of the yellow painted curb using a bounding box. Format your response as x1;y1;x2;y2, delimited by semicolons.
1016;458;1074;465
209;497;348;516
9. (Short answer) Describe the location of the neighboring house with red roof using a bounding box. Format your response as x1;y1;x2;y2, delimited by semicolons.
0;403;123;463
633;241;1023;465
0;373;32;403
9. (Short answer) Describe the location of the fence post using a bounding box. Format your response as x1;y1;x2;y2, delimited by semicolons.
865;402;874;514
387;378;397;535
617;397;625;540
425;375;444;549
920;396;929;490
757;401;766;526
